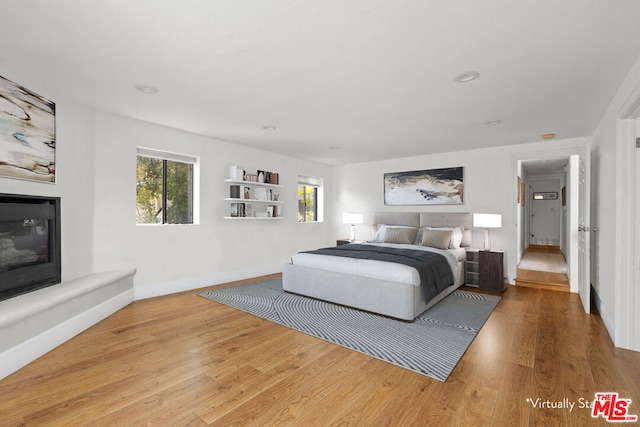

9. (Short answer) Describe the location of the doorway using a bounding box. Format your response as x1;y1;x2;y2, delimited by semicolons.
516;159;570;291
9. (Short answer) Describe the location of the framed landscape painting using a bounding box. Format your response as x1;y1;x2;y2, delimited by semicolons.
0;75;56;183
384;167;464;205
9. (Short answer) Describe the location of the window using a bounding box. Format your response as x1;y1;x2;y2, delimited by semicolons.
298;175;323;222
136;147;199;225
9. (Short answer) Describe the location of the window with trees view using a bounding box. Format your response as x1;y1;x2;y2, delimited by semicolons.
136;148;198;225
298;175;323;222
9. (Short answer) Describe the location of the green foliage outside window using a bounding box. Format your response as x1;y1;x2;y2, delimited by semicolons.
136;156;193;224
136;157;162;224
165;161;193;223
298;185;317;222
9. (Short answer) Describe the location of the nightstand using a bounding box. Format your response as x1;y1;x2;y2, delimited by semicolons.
465;249;505;291
465;249;480;286
336;239;364;246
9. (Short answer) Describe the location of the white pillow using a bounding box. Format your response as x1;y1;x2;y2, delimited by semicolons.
424;226;464;249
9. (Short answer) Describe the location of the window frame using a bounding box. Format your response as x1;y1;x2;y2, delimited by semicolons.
298;175;324;223
136;147;200;226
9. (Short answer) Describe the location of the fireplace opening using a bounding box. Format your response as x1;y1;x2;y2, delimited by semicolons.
0;194;61;301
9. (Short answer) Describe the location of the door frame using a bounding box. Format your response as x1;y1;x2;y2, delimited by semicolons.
512;143;589;296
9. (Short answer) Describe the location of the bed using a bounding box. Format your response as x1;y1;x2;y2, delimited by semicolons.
282;212;472;320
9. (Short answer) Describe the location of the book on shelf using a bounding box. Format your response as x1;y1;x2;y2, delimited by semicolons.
230;203;246;217
230;185;241;198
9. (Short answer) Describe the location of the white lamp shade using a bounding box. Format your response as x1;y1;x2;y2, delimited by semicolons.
473;213;502;229
342;212;364;225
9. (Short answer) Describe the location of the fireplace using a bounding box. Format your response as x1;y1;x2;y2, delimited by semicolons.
0;194;61;301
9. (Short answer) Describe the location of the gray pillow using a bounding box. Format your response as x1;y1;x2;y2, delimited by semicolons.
425;226;464;248
382;227;418;244
419;229;453;250
372;225;418;243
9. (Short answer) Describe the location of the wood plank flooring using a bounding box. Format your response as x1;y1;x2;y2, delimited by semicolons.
1;276;639;426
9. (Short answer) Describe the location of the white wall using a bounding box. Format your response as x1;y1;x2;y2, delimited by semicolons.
332;137;590;285
592;53;640;349
92;112;334;296
0;73;95;282
528;177;562;246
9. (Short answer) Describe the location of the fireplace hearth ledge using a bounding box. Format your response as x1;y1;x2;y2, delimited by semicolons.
0;268;136;380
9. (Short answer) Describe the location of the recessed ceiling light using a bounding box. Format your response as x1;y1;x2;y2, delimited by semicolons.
454;71;480;82
484;120;502;126
542;133;556;140
262;125;277;130
134;84;159;94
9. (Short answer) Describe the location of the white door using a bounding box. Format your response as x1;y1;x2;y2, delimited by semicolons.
634;119;640;347
578;150;591;313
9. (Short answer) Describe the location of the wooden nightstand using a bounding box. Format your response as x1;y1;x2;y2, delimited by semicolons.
479;250;505;291
465;249;505;291
336;239;365;246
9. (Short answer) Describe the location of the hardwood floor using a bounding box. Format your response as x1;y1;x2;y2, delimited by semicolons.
2;276;639;426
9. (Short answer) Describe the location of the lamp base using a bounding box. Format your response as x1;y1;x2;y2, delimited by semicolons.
483;229;491;250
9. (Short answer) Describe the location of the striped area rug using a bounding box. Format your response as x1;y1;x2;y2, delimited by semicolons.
199;277;500;382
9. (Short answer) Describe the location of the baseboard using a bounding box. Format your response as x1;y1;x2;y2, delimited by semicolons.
591;285;616;345
515;280;570;292
134;264;284;300
0;288;133;381
526;245;562;253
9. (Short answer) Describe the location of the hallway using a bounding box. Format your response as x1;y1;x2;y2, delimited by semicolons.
515;245;570;292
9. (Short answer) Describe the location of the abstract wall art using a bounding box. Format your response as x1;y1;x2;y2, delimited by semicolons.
384;167;464;205
0;75;56;183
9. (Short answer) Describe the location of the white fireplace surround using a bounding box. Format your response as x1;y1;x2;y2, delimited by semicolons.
0;268;136;380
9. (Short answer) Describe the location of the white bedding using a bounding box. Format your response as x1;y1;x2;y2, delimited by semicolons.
291;242;463;287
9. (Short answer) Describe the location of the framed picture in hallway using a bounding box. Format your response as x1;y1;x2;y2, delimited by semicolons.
517;176;522;204
0;75;56;183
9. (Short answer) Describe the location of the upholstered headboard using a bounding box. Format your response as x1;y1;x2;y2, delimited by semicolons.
372;212;472;247
418;212;472;229
371;212;421;228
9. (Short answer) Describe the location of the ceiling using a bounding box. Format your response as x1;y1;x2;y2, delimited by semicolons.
522;158;568;176
2;1;640;166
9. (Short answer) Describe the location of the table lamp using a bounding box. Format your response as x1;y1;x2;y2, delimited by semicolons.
342;212;364;241
473;213;502;250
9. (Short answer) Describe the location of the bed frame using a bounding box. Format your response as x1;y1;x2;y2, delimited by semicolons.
282;212;472;320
